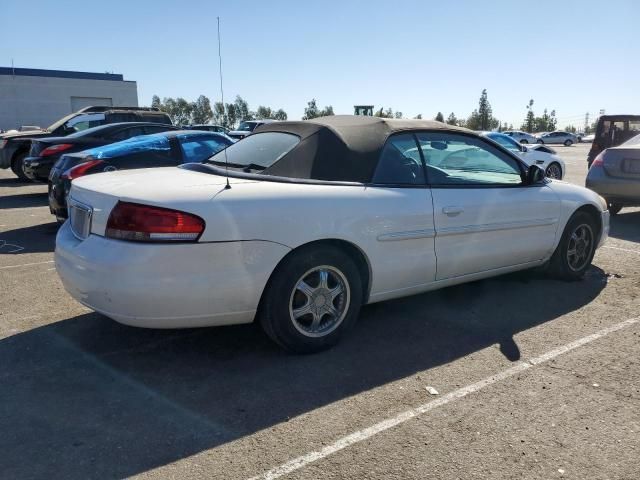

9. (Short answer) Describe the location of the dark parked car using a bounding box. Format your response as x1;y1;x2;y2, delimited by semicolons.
586;133;640;215
49;130;233;221
587;115;640;167
0;106;171;180
227;119;277;140
183;124;229;134
23;122;179;182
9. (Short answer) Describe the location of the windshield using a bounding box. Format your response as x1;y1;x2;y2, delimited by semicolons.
205;132;299;170
487;133;521;153
236;121;258;132
46;112;80;133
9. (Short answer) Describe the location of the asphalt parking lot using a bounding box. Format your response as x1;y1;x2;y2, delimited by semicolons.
1;143;639;480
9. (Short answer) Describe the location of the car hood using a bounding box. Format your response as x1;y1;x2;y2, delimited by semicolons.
546;179;607;211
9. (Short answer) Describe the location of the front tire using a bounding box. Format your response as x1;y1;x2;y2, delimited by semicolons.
520;139;529;144
545;162;563;179
259;245;363;353
549;212;598;281
537;139;544;144
10;152;29;181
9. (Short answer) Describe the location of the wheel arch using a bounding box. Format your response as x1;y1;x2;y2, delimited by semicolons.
573;204;603;241
258;238;373;314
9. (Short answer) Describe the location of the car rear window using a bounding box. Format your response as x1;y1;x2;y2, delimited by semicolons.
205;132;299;170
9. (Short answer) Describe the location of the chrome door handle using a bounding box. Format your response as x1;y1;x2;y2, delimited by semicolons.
442;206;464;216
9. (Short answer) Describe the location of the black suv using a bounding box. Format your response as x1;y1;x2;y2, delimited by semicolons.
0;106;171;180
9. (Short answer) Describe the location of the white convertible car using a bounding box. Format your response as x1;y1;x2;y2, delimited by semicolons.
56;116;609;352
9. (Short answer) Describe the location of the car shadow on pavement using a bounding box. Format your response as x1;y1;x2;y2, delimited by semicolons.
0;222;58;254
0;267;607;479
0;177;36;188
0;192;49;210
609;210;640;244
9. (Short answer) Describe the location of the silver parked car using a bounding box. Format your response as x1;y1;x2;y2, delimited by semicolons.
503;130;538;144
536;131;579;146
586;133;640;215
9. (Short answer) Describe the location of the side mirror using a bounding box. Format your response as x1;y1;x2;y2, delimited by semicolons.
526;164;546;185
522;146;528;153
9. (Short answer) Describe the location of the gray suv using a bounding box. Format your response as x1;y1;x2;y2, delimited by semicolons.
0;106;171;180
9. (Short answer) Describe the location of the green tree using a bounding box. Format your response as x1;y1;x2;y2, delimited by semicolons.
151;95;162;110
234;96;252;121
303;99;333;119
446;112;458;125
303;99;320;120
522;99;535;133
435;112;444;122
213;101;226;126
191;95;213;124
274;109;288;121
394;111;403;119
225;103;238;128
477;89;494;130
256;106;274;119
414;114;422;119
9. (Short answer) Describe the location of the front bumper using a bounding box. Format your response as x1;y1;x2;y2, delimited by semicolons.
598;210;610;249
55;222;290;328
0;144;16;169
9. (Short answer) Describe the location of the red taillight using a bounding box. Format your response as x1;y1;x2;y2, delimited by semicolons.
106;201;205;242
591;151;605;168
63;159;105;180
41;143;73;157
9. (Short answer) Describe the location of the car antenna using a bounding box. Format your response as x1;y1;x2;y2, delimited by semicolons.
217;16;231;190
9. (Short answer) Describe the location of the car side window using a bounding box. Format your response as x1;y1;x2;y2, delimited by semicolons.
372;133;425;185
416;132;523;187
109;127;146;141
179;136;228;163
143;125;171;135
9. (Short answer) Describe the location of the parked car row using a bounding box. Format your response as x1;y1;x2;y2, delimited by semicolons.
48;129;233;222
503;130;581;146
54;115;610;353
0;106;172;180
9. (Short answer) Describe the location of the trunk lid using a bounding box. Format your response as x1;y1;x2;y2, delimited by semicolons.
68;167;257;236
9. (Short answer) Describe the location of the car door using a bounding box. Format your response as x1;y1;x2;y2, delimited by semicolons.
416;132;560;280
365;133;437;298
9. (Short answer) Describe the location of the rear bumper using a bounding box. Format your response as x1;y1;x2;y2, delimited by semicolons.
55;222;290;328
23;156;52;182
48;180;69;218
586;166;640;204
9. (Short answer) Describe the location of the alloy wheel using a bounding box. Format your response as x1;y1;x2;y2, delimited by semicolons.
545;163;562;179
288;265;351;338
566;223;594;272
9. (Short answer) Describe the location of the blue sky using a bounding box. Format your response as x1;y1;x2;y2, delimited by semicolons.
2;0;638;128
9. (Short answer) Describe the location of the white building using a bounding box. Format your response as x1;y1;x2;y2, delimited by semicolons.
0;67;138;131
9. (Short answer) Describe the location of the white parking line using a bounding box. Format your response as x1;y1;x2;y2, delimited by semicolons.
603;245;640;255
248;317;640;480
0;260;54;270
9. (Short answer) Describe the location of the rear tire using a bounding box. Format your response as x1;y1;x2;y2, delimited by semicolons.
10;152;29;181
259;245;363;353
549;211;598;281
607;203;623;216
537;139;544;144
564;139;573;147
520;139;529;144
